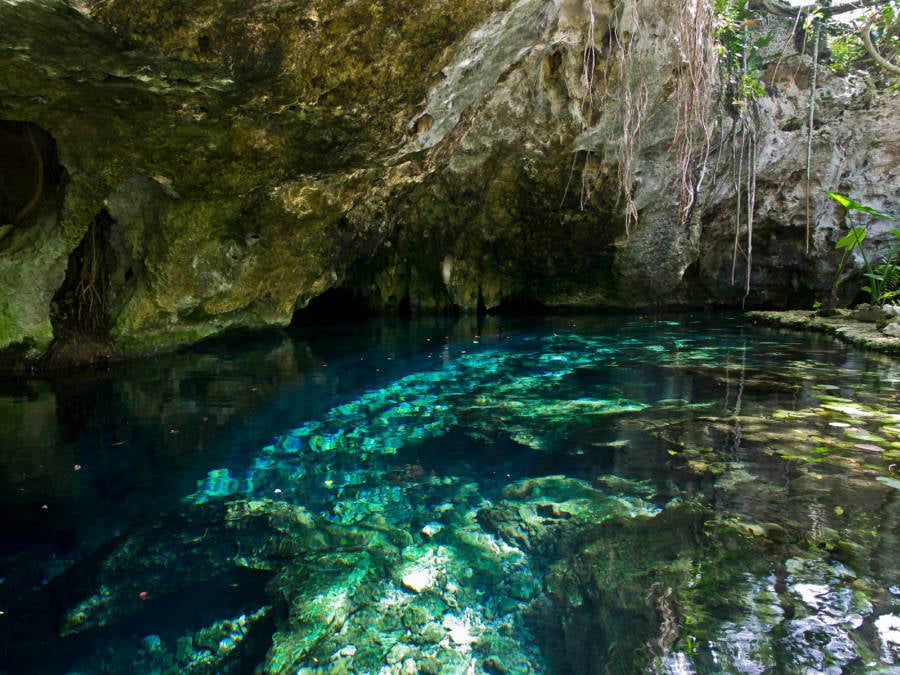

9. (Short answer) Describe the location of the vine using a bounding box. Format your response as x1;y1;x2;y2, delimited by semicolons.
860;6;900;76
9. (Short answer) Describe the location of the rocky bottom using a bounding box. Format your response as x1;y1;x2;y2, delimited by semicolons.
1;316;899;673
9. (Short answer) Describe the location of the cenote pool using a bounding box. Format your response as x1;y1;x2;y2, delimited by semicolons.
1;312;899;674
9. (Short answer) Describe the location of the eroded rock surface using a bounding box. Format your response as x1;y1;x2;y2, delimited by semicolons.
1;0;897;362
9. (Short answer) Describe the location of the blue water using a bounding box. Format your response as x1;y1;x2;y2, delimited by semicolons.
0;313;898;673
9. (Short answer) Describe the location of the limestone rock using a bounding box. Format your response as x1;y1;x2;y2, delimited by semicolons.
1;0;897;364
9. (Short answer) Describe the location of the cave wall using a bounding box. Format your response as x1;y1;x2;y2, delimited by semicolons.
0;0;897;362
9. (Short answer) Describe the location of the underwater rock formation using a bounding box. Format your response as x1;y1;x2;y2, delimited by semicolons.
2;317;899;672
0;0;898;362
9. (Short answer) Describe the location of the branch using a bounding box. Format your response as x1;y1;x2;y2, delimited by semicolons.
751;0;887;18
860;12;900;75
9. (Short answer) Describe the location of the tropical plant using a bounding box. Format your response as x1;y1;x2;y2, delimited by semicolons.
825;190;899;305
865;247;900;304
714;0;772;111
825;2;900;85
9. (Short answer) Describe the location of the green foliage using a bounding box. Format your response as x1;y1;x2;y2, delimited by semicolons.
828;31;867;76
714;0;772;110
863;236;900;304
804;6;825;31
738;65;766;101
824;190;899;305
825;1;899;86
835;226;867;252
825;190;894;219
714;0;899;87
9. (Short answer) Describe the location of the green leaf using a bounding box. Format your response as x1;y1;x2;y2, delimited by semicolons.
836;227;867;250
753;32;774;49
823;190;896;220
890;229;900;239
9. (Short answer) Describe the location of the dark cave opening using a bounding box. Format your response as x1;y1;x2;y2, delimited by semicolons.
290;287;372;327
45;209;116;368
0;119;64;227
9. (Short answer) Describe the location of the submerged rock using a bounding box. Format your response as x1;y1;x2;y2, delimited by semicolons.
0;497;406;672
526;501;883;673
4;316;899;673
477;474;659;557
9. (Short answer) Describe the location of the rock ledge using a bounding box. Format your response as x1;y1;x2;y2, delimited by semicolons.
746;309;900;356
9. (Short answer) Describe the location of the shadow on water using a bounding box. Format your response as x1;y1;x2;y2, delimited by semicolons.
0;311;898;673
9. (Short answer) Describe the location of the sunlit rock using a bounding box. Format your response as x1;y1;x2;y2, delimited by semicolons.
401;568;437;594
478;474;660;556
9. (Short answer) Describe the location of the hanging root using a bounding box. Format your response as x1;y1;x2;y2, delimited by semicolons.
672;0;718;234
804;19;820;254
580;0;598;209
729;97;759;306
564;0;719;241
744;123;757;304
613;3;650;235
560;0;600;211
74;213;110;335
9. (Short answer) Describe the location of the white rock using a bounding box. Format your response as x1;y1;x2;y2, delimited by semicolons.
883;321;900;337
401;568;436;593
442;613;477;646
420;522;443;538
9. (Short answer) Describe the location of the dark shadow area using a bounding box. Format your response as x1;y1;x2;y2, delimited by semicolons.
43;210;116;369
0;119;65;227
290;287;371;327
0;501;280;675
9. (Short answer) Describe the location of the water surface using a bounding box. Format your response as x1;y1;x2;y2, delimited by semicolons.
1;313;898;673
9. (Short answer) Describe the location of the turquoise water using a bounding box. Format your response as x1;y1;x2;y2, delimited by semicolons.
0;313;898;673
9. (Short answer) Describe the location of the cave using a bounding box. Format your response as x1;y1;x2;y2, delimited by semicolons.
290;287;371;326
0;120;64;227
44;209;116;368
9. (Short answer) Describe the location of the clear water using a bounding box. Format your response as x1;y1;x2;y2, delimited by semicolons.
1;312;898;674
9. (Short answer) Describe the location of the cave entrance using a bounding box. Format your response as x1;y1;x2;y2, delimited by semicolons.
46;210;116;367
290;287;371;327
0;120;64;228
